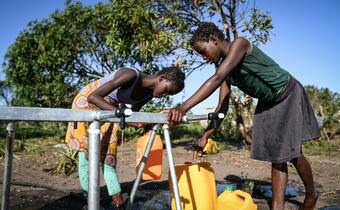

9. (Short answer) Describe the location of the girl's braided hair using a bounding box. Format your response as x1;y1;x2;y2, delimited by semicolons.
190;22;225;46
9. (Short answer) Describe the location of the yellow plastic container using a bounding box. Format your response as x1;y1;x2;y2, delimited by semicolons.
169;162;217;210
203;138;218;154
217;189;257;210
136;131;163;180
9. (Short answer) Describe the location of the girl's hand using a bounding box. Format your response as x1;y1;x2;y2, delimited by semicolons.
193;137;208;159
197;136;208;147
167;106;186;126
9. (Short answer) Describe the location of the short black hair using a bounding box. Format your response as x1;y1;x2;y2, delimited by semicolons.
190;22;225;46
157;66;185;94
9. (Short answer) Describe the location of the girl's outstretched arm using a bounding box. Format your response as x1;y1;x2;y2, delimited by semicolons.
168;37;249;124
87;68;137;110
182;37;249;112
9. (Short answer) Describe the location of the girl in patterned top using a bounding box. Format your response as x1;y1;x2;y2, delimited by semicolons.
66;66;184;209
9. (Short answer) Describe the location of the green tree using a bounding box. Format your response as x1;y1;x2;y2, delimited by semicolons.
106;0;203;73
3;2;116;107
3;1;200;107
305;85;340;140
0;80;13;105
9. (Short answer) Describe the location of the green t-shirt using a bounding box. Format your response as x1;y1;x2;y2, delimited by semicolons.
226;44;289;102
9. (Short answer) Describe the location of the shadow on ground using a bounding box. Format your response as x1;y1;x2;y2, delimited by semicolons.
37;181;169;210
9;177;340;210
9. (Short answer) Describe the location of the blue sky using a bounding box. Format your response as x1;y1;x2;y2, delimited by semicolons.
1;0;339;113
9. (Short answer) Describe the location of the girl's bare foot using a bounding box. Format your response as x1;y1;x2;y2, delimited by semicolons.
299;191;318;210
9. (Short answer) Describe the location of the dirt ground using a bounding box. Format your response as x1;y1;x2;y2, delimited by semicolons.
0;139;340;210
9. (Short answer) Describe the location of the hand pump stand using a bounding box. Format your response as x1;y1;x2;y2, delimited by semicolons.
126;112;225;210
0;106;224;210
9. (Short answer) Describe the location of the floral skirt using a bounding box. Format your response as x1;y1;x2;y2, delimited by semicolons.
65;80;119;167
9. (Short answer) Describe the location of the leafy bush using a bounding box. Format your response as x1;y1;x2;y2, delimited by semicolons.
170;122;205;141
50;144;78;176
0;122;66;140
213;118;243;144
304;138;338;156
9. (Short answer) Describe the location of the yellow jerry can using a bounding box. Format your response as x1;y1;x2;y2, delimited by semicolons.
136;131;163;180
169;162;217;210
217;187;257;210
203;138;218;154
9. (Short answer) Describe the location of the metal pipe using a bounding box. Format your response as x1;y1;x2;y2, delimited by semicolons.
88;121;101;210
93;108;132;121
0;106;220;124
0;106;168;123
0;106;96;122
127;124;160;209
182;113;224;122
163;124;182;210
1;122;15;210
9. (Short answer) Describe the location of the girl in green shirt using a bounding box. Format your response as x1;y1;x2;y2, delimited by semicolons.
168;22;320;210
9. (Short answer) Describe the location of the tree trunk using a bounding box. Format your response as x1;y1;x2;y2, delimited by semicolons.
230;93;254;145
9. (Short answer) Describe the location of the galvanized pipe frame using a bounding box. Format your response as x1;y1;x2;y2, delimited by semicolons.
163;124;182;210
1;122;15;210
0;106;212;123
0;106;216;210
88;121;101;210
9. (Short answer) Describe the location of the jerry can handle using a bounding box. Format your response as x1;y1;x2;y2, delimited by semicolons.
234;190;251;200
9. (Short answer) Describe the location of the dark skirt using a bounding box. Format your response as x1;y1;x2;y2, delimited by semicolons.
251;76;320;163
